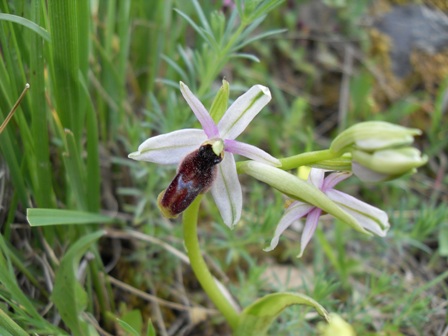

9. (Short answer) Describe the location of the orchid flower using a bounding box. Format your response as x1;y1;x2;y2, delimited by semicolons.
265;169;390;257
129;82;280;227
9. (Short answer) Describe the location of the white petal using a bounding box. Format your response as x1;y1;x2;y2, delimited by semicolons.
224;139;281;166
308;169;325;188
264;201;313;252
322;171;352;191
218;85;271;140
128;129;206;165
298;207;322;258
326;189;390;236
180;82;220;138
210;153;242;228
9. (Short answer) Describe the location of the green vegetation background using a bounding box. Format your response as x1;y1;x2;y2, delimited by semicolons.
0;0;446;335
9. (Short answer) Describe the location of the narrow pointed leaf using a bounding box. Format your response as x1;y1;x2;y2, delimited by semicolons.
0;13;50;41
0;310;28;336
116;319;140;336
27;208;114;227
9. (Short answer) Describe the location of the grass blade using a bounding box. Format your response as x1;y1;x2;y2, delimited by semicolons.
30;0;55;208
26;208;114;227
47;0;81;140
80;76;100;212
0;13;50;41
0;305;30;336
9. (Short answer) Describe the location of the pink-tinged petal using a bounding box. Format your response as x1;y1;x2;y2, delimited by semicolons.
264;201;313;252
308;169;325;189
224;139;281;166
298;207;322;258
326;189;390;236
210;153;242;228
179;82;220;138
322;171;352;191
218;85;271;140
128;129;206;165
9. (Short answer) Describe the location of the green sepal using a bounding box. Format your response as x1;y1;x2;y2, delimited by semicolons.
209;79;229;123
235;292;329;336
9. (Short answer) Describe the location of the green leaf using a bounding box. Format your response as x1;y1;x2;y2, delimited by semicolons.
30;0;55;208
63;129;87;210
26;208;115;227
0;13;50;42
0;326;14;336
236;292;329;336
51;231;105;335
80;75;100;213
146;320;156;336
0;236;63;334
0;309;28;336
439;226;448;256
47;0;81;139
116;319;140;336
118;309;143;335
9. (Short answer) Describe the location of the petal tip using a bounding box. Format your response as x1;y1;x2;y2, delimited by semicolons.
128;152;139;160
256;84;271;98
272;158;282;167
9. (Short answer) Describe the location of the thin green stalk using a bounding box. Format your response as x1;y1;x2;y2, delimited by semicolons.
278;149;338;170
183;196;239;330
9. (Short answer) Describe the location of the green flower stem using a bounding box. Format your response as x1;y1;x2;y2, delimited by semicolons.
183;195;239;329
278;149;339;170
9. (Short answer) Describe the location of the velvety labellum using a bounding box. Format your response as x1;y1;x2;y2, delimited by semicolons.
158;143;223;218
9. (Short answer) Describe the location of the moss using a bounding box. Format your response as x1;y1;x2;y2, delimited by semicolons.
411;49;448;93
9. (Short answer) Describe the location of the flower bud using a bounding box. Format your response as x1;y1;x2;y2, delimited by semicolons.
352;147;427;182
330;121;426;182
330;121;421;154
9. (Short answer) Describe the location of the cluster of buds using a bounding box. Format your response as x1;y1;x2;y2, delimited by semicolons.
330;121;427;182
